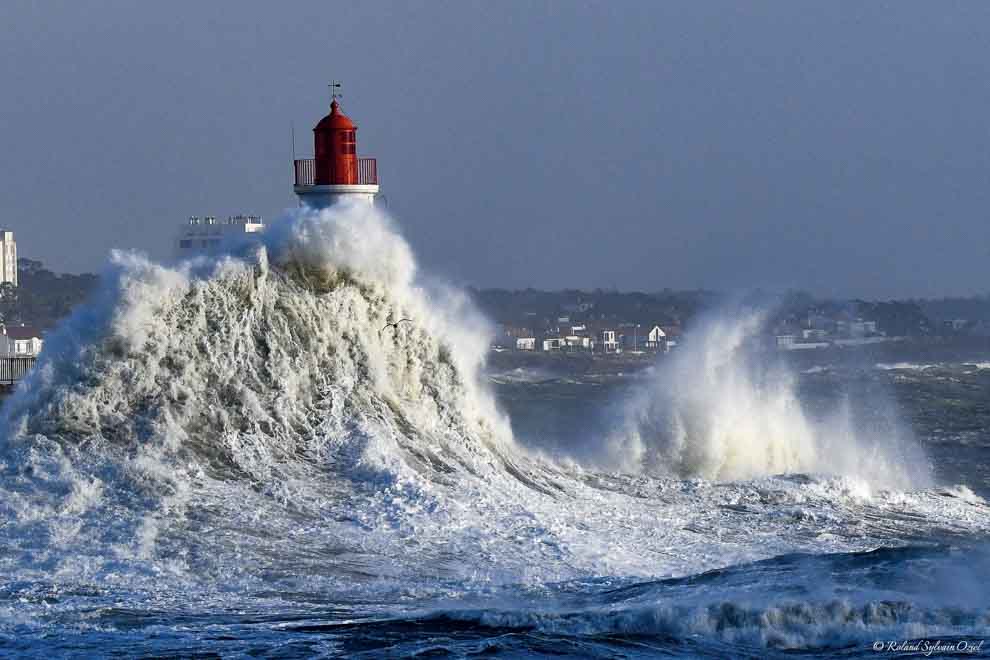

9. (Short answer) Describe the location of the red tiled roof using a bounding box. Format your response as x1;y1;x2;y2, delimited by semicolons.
5;326;41;340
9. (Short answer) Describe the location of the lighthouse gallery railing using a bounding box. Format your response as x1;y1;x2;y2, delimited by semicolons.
293;158;378;186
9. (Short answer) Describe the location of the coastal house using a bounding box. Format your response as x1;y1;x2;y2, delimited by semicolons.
539;323;596;352
540;330;593;352
775;334;797;349
504;325;535;338
516;337;536;351
802;328;828;341
0;325;43;357
575;321;618;353
850;320;879;337
833;314;879;339
645;325;668;352
564;335;592;350
600;329;619;353
494;325;538;349
942;319;968;332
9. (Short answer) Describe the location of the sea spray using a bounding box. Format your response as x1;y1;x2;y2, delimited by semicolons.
6;203;520;472
0;207;987;656
0;203;538;582
605;309;932;489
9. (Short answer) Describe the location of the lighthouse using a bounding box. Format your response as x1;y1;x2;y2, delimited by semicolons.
293;89;379;209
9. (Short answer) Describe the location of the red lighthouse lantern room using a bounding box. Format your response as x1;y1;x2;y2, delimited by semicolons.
294;84;379;209
313;98;358;185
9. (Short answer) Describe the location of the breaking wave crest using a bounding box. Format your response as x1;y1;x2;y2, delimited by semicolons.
606;312;932;489
4;204;518;484
423;544;990;652
0;204;555;581
0;205;940;567
0;203;988;656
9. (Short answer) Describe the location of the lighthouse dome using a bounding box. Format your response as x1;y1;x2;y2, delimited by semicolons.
293;88;379;204
314;99;356;131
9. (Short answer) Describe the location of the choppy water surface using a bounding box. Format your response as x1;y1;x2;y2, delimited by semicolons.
0;206;988;658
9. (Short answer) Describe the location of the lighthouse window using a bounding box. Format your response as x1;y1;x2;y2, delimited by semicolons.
341;143;356;154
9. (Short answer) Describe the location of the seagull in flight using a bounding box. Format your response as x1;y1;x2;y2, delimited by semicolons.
381;318;414;334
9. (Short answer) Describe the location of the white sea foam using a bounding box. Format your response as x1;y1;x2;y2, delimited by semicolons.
0;203;986;655
488;366;560;384
0;206;959;582
875;362;938;371
451;595;990;650
0;203;540;587
602;312;931;489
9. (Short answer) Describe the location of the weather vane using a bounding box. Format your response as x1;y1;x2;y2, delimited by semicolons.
329;80;342;102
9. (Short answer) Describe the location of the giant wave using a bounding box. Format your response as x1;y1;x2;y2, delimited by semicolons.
0;203;987;657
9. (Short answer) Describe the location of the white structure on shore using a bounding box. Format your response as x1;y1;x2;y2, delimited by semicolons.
0;325;42;357
646;325;668;352
0;231;17;286
515;337;536;351
175;215;265;258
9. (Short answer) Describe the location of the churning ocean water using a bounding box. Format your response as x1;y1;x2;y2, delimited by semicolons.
0;205;988;658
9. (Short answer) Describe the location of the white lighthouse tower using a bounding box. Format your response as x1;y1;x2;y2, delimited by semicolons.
293;88;379;209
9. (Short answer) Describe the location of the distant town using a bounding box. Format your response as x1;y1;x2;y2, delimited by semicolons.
0;232;62;362
473;288;989;356
3;224;990;369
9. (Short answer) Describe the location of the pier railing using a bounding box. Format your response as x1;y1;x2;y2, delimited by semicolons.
293;158;378;186
0;356;35;385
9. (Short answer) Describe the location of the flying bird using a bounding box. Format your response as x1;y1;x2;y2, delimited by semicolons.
380;318;414;335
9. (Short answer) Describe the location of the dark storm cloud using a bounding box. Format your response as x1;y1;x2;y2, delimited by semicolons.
1;1;987;297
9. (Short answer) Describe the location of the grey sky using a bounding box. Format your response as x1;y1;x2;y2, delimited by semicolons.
1;1;988;298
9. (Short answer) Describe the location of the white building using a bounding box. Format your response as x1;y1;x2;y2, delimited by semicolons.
516;337;536;351
564;335;592;350
802;328;828;341
0;325;42;357
0;231;17;286
176;215;265;258
849;320;879;337
600;330;619;353
775;334;797;348
646;325;668;352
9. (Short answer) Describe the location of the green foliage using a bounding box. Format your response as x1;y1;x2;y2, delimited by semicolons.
918;296;990;323
2;258;99;330
855;300;934;337
469;287;720;329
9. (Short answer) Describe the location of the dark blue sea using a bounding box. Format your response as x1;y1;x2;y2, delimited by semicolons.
0;206;988;658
